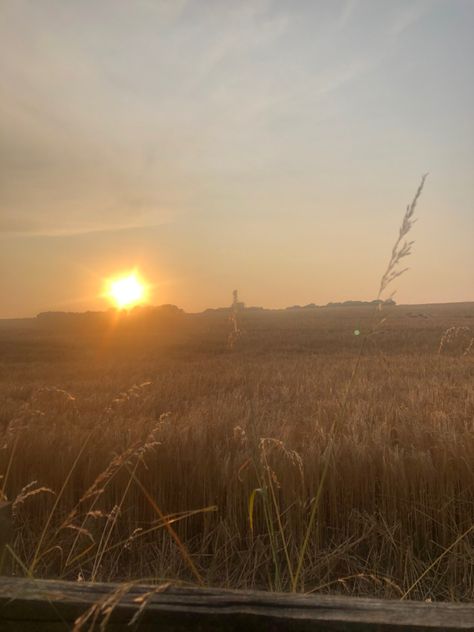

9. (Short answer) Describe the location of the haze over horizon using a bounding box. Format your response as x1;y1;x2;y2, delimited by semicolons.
1;0;473;318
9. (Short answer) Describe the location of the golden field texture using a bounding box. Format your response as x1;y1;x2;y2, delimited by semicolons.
0;302;473;600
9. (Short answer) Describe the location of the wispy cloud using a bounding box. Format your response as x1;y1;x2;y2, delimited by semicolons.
336;0;360;29
390;0;433;37
0;0;455;237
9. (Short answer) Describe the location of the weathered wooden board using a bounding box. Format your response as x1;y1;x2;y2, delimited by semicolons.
0;577;473;631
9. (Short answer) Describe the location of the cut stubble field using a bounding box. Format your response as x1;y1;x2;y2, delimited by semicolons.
0;302;473;601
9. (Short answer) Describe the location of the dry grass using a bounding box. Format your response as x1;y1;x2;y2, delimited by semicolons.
0;302;473;600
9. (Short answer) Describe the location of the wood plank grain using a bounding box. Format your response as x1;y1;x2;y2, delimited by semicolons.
0;577;473;631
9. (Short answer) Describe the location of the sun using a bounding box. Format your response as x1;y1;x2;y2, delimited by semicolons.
106;273;147;309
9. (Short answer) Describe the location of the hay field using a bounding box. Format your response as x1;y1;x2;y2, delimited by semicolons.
0;302;473;600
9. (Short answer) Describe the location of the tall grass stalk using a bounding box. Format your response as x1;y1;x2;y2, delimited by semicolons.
292;175;428;592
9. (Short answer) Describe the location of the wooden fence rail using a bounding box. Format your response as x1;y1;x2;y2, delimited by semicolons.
0;577;473;631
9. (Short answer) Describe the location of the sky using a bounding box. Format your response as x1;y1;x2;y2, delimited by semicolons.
1;0;473;317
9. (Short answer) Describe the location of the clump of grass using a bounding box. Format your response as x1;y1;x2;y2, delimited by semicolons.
438;326;473;355
1;386;216;583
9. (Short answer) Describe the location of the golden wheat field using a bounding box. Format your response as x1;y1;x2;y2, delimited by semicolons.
0;302;473;601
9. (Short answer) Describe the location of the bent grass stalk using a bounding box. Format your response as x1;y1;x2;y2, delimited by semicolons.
62;444;141;570
90;459;139;581
66;507;218;577
126;466;206;586
401;524;474;600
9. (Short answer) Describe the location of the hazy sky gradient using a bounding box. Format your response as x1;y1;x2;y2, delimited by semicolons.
1;0;473;316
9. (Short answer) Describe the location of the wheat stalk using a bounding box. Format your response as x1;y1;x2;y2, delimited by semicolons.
378;173;428;299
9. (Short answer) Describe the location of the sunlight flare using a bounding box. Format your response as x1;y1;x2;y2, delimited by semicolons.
106;272;148;309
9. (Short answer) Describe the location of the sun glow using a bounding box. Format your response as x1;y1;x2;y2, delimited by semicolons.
106;273;148;309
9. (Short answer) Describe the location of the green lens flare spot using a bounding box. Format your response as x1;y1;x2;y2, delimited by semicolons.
354;329;360;336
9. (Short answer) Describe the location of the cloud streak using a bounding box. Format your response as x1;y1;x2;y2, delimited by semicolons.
0;0;466;238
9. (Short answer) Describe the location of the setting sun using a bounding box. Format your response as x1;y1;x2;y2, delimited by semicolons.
107;273;147;309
